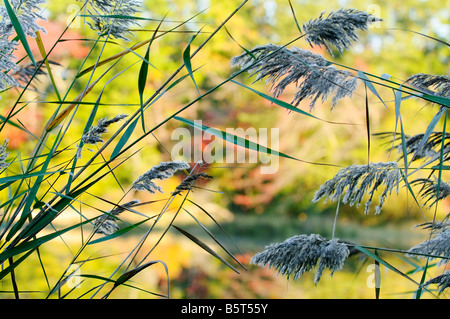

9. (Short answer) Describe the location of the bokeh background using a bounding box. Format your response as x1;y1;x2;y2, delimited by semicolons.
1;0;449;298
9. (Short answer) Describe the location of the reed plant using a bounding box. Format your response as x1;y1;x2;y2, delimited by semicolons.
0;0;448;299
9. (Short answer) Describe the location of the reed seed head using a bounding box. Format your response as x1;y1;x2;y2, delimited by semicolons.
0;139;10;170
0;0;46;90
94;200;139;235
312;162;401;215
132;161;191;194
250;234;350;284
411;178;450;208
80;0;141;41
172;172;213;196
231;44;357;110
406;227;450;267
422;271;450;293
302;9;382;55
406;73;450;98
77;114;127;158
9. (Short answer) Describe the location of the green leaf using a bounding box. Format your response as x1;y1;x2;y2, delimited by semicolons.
174;116;296;161
412;108;445;167
183;31;201;96
110;117;138;160
88;217;151;245
113;261;159;288
0;217;95;262
173;224;240;274
137;18;163;132
288;0;302;34
358;71;389;111
3;0;36;67
364;84;371;162
354;246;421;287
232;80;321;121
0;170;64;184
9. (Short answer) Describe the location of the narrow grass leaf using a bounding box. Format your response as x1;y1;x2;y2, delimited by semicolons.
288;0;302;34
110;117;138;160
354;246;421;287
187;199;244;256
411;108;445;167
174;116;295;161
88;217;151;245
3;0;36;67
183;31;201;96
415;258;429;299
0;217;95;262
35;31;61;100
365;84;371;162
358;71;389;111
0;249;35;280
232;80;321;121
184;208;246;270
113;261;159;289
173;224;240;274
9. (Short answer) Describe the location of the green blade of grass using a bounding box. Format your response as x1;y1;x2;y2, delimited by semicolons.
35;31;61;101
288;0;302;34
354;246;421;288
184;208;247;270
415;258;429;299
88;217;151;245
0;217;95;262
138;17;164;133
364;84;371;163
358;71;389;111
183;30;202;96
5;130;62;242
411;107;445;167
232;80;321;121
4;0;36;67
174;116;296;160
173;224;240;274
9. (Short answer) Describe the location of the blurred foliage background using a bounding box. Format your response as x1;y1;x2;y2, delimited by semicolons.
0;0;449;298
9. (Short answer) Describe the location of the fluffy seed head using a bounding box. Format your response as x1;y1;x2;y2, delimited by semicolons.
132;161;191;194
422;271;450;293
406;73;450;98
302;9;382;55
231;44;357;110
0;139;10;170
406;227;450;267
94;200;139;235
250;234;350;284
79;0;141;41
312;162;401;215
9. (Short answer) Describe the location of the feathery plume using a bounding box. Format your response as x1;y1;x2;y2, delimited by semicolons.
172;172;213;196
376;131;450;162
77;114;127;158
231;44;357;110
411;178;450;208
422;271;450;294
79;0;141;41
132;161;191;194
250;234;350;284
3;0;46;36
312;162;401;215
302;9;382;55
406;73;450;98
94;200;139;235
11;60;60;88
0;139;10;170
0;0;46;90
406;228;450;266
